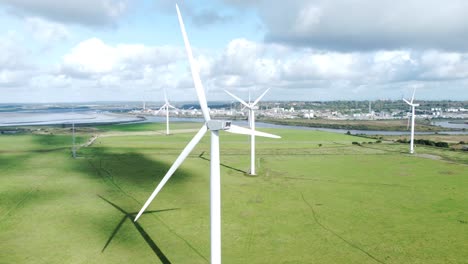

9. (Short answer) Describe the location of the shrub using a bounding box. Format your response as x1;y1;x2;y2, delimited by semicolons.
435;142;449;148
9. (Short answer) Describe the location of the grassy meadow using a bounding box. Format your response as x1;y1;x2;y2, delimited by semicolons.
262;118;453;132
1;122;467;263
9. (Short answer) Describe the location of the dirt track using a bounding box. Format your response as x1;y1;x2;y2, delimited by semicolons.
80;129;199;148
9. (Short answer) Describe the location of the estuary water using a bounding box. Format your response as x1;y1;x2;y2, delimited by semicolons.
139;116;468;136
0;110;141;126
1;110;467;136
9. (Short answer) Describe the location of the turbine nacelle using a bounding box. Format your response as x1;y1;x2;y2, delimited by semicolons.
207;120;232;131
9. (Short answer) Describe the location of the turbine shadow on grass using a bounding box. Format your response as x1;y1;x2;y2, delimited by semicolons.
98;195;179;264
198;151;247;174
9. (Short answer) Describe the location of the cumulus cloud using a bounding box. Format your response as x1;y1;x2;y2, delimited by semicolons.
0;70;30;87
51;37;196;100
223;0;468;52
191;9;233;27
2;0;128;27
0;32;28;70
0;32;35;88
24;17;70;44
61;38;184;77
419;51;468;80
194;38;468;100
3;34;468;101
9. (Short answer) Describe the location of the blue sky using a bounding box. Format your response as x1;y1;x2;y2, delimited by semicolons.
1;0;468;103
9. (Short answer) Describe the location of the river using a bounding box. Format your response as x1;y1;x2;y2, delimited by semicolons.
1;111;467;136
138;116;468;136
0;110;141;126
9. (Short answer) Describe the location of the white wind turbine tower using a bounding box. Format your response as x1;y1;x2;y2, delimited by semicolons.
224;88;270;175
134;5;280;264
403;88;419;154
154;89;177;135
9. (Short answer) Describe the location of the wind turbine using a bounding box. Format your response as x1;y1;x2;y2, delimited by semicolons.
224;88;270;175
154;89;177;135
71;105;76;158
134;5;280;264
406;106;411;130
403;88;419;154
72;122;76;158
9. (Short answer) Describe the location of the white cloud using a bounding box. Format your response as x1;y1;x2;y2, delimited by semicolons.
293;4;321;34
30;74;71;88
282;52;355;81
3;35;468;101
0;32;34;88
224;0;468;51
1;0;128;27
0;31;28;70
25;17;70;44
61;38;184;76
63;38;119;74
0;70;26;87
420;51;468;79
197;38;468;100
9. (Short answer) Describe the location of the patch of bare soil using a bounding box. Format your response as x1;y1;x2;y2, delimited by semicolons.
415;153;442;160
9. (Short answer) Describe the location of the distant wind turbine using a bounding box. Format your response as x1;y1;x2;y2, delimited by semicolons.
154;89;177;135
71;105;76;159
224;88;270;175
406;106;411;130
134;5;280;264
72;122;76;158
403;88;419;154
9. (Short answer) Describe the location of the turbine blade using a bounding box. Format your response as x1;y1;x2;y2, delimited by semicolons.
402;98;411;105
224;90;249;108
164;88;168;104
410;87;417;104
226;124;280;139
168;104;177;109
154;105;166;115
134;125;208;222
176;4;211;122
407;115;410;130
252;88;270;106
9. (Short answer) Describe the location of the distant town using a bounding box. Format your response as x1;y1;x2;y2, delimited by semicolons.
129;100;468;121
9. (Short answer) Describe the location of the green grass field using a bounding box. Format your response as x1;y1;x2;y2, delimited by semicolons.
1;123;467;263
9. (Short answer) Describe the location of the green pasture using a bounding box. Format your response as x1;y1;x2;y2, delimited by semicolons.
0;124;467;263
95;122;200;132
